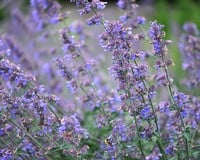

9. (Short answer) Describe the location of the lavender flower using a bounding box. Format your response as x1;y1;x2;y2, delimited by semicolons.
0;58;35;89
0;148;14;160
86;13;103;26
54;58;77;93
149;21;167;57
183;22;199;35
30;0;64;30
179;22;200;88
58;114;89;145
111;119;127;142
71;0;107;15
117;0;130;9
91;0;107;10
140;106;152;120
165;144;175;156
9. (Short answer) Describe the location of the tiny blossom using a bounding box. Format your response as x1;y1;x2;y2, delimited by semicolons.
145;151;162;160
0;148;14;160
116;0;141;28
95;114;107;128
140;106;152;120
91;0;107;10
0;36;32;69
111;119;127;142
132;64;148;80
54;58;73;80
165;145;175;155
148;85;156;99
158;101;170;112
119;15;129;22
116;0;129;9
99;20;133;52
71;0;107;15
86;13;103;26
0;128;6;137
0;58;35;89
59;114;89;144
149;21;167;56
30;0;64;30
69;21;84;35
70;0;87;7
20;139;37;157
173;92;189;108
61;29;80;58
154;73;168;87
140;126;153;139
78;3;92;15
136;16;146;25
66;80;77;93
183;22;199;35
102;144;118;160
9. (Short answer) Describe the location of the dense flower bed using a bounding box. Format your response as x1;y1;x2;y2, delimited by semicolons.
0;0;200;159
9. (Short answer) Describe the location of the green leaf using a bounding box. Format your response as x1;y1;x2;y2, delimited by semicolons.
183;127;191;142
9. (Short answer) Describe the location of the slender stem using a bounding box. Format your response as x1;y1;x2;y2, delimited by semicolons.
133;60;168;160
47;103;61;124
89;5;147;159
7;117;46;151
125;74;146;159
33;125;61;147
133;114;146;158
161;56;185;127
73;41;111;124
160;55;189;160
190;126;199;148
133;60;160;134
34;93;61;123
80;84;111;125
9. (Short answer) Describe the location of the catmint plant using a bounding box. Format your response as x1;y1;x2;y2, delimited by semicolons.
0;0;200;159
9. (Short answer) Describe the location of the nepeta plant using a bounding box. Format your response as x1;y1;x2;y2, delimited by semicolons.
0;0;200;159
179;22;200;88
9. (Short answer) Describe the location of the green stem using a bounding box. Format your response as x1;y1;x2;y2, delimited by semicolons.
133;60;160;134
74;44;111;124
133;114;146;159
89;5;147;158
126;78;146;159
47;104;61;124
161;55;189;160
133;60;168;160
190;126;199;148
7;117;46;152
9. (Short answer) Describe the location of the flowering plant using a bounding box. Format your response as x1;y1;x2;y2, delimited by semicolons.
0;0;200;159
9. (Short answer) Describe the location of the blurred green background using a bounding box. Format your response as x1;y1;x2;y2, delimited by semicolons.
150;0;200;95
133;0;199;96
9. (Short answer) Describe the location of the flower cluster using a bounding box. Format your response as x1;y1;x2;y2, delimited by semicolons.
179;22;200;88
0;0;200;160
0;56;35;89
30;0;66;30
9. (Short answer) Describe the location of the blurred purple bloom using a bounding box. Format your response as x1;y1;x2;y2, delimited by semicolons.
86;13;103;26
149;21;167;56
179;22;200;87
140;106;152;120
136;16;146;25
